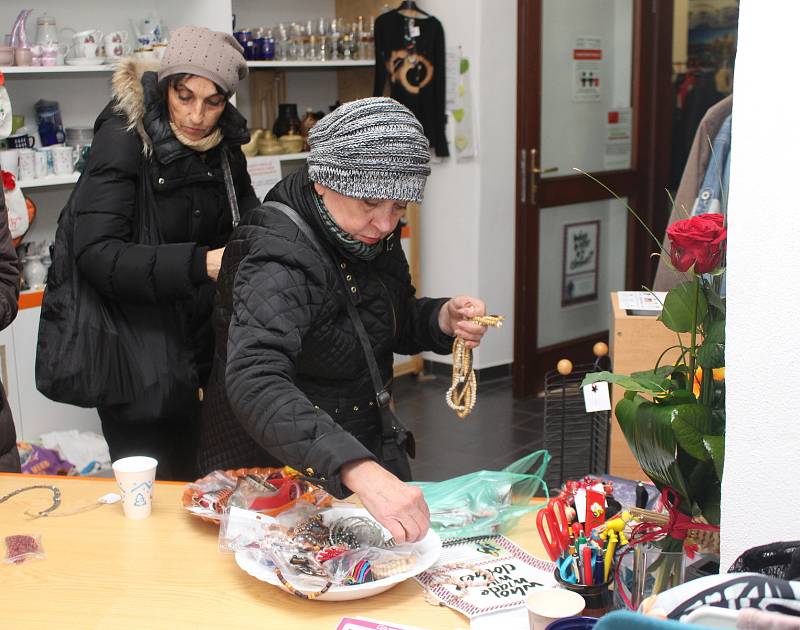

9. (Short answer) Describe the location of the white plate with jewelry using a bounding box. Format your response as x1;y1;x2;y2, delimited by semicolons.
234;506;442;601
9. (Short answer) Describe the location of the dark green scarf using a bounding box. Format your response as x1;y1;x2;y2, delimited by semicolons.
312;191;384;261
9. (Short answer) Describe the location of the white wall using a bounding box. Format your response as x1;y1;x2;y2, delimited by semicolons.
720;0;800;568
420;0;517;369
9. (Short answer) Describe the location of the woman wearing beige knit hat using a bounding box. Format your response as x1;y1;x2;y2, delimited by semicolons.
197;97;490;544
37;26;259;481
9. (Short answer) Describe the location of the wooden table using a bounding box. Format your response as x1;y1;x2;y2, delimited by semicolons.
0;473;548;629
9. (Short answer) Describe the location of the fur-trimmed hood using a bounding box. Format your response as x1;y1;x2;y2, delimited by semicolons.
110;58;161;150
102;58;250;161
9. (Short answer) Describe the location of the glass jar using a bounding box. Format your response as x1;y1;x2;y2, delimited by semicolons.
627;540;687;609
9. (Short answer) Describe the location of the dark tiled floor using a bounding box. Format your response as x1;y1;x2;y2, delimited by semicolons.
392;373;545;482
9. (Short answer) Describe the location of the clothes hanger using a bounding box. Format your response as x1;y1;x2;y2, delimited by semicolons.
397;1;430;19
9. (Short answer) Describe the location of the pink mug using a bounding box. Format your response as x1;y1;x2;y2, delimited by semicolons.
14;47;32;66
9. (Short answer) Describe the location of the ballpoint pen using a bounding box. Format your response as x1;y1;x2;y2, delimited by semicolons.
604;529;618;582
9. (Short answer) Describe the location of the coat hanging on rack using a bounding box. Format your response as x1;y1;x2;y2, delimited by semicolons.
373;5;449;157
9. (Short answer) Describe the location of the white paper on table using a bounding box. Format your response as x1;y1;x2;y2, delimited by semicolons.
617;291;667;311
415;536;556;619
335;617;431;630
469;607;529;630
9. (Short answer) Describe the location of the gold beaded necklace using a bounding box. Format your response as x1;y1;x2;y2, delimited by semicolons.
446;315;504;418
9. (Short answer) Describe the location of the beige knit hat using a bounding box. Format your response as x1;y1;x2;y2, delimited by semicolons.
158;26;248;95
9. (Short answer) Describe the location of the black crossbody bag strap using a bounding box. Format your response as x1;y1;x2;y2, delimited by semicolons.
220;148;241;228
267;201;397;441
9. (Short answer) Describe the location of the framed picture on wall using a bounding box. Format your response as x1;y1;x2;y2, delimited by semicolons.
562;220;600;307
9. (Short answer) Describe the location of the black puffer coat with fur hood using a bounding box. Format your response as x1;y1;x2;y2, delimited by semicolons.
70;60;259;415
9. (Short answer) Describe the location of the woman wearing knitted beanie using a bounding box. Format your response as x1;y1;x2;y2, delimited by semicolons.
37;27;260;481
198;97;488;543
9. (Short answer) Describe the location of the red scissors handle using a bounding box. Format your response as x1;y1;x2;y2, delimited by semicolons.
536;499;570;561
536;508;561;561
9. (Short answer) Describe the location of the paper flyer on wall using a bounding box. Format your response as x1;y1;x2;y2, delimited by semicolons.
414;535;556;619
246;155;283;201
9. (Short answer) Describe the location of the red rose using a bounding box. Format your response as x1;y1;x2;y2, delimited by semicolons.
666;214;727;273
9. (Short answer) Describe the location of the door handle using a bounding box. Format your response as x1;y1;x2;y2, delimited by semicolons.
528;149;559;203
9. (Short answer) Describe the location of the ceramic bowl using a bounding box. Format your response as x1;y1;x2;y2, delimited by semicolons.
278;133;304;154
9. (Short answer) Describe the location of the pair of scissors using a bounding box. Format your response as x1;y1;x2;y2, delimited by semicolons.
536;498;570;561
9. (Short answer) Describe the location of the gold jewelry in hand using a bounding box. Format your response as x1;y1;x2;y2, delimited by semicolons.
446;315;504;419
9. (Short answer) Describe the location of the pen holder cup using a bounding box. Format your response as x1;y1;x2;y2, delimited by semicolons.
554;568;613;617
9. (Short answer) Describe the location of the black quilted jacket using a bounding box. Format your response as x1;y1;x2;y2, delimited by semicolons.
0;192;20;472
197;168;453;497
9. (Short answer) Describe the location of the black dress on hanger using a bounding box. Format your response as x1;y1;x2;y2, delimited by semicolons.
373;6;449;157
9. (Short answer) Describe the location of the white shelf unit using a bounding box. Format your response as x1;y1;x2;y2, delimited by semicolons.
0;59;373;76
246;60;373;69
17;172;81;189
0;64;116;75
249;152;309;162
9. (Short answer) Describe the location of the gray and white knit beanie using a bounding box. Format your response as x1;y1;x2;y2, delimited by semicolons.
307;97;432;203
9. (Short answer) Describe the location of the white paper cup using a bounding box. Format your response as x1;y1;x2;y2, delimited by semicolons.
52;146;74;175
33;151;48;178
527;587;586;630
0;149;19;178
17;149;35;181
113;456;158;520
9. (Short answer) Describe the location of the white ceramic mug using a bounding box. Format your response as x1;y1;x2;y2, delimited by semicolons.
103;33;129;58
106;30;128;44
83;42;98;58
0;149;19;179
17;149;35;181
33;151;48;178
52;145;75;175
72;29;102;57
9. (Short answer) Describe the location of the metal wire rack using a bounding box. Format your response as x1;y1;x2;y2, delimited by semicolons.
543;354;611;493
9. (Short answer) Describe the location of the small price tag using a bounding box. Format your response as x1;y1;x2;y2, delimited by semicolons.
410;25;421;37
583;381;611;412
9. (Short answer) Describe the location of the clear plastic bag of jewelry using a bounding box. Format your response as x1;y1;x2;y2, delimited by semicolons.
4;533;46;564
326;546;420;583
411;450;551;539
218;505;278;553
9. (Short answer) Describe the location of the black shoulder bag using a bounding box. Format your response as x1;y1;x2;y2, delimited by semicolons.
266;201;415;481
36;149;241;416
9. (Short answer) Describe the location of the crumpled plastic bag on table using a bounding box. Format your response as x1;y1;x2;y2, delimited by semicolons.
17;441;75;475
39;430;111;474
410;450;551;540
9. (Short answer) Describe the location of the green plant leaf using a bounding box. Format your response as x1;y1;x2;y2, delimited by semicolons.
582;371;672;396
697;480;721;526
703;434;725;480
697;320;725;369
452;108;465;122
704;284;726;317
659;281;708;333
615;397;689;498
460;58;470;74
671;403;713;461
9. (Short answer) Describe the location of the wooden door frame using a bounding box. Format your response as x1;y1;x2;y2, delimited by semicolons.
513;0;674;397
